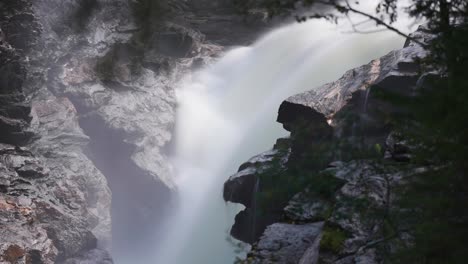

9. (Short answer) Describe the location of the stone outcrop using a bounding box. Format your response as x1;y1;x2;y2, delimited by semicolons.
225;27;433;263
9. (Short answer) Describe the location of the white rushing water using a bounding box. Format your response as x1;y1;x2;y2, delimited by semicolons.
151;3;414;264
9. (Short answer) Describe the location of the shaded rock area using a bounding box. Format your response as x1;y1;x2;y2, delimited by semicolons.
225;27;433;263
1;0;269;262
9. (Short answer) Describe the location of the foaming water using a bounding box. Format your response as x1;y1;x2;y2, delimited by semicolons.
151;4;414;264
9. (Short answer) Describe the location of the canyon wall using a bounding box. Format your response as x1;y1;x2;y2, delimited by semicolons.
0;0;267;262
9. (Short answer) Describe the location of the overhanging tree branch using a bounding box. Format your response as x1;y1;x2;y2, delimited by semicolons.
311;0;428;47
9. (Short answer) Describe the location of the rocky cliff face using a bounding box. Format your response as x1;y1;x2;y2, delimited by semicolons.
1;0;267;262
1;3;111;262
224;27;433;263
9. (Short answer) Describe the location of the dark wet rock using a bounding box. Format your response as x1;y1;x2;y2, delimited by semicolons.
230;208;259;244
224;168;257;208
277;100;331;133
223;149;285;243
224;141;290;243
224;149;281;207
224;136;291;208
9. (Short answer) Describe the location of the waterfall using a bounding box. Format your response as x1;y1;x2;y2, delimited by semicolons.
251;177;260;243
149;3;413;264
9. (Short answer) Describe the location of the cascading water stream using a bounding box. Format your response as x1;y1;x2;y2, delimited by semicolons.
148;3;413;264
251;177;260;243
